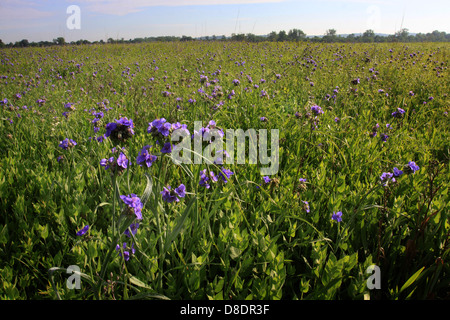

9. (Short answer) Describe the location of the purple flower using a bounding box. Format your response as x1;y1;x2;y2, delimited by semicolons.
161;184;186;203
174;184;186;198
218;167;234;183
311;105;324;115
263;176;271;184
405;161;420;174
136;145;158;168
117;152;129;169
380;133;389;142
302;201;310;213
120;194;143;220
380;172;395;186
147;118;167;133
76;225;89;236
199;169;211;189
124;223;139;238
331;211;342;222
393;167;403;177
59;138;77;150
392;108;406;118
116;242;135;261
161;142;172;153
159;122;172;137
105;117;134;142
260;116;267;122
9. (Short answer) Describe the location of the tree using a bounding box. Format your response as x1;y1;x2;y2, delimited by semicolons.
267;31;278;42
288;28;306;41
53;37;65;45
277;30;287;42
395;28;409;41
362;29;375;42
322;29;337;42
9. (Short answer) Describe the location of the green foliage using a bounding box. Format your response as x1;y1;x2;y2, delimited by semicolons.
0;42;448;300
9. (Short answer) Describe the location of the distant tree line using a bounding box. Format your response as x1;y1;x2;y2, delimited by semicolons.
1;28;449;48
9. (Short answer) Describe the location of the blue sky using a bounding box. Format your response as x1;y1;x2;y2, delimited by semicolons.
1;0;449;43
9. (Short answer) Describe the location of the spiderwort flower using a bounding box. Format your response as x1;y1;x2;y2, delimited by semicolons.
311;105;324;115
161;184;186;203
391;108;406;118
199;169;211;189
76;225;89;236
136;145;158;168
404;161;420;174
59;138;77;150
116;242;135;261
302;201;310;213
380;172;396;186
393;167;403;177
161;142;172;153
124;223;139;238
218;167;234;183
105;117;134;143
120;194;143;220
117;152;129;169
332;211;342;222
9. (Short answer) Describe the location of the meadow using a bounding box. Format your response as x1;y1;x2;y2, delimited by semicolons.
0;41;448;300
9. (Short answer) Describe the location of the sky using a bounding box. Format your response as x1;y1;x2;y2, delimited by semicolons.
0;0;449;43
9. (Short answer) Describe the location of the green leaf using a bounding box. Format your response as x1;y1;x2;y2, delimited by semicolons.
163;196;196;252
399;267;425;294
141;172;153;208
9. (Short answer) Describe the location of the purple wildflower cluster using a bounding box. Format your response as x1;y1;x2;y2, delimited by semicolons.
59;138;77;150
105;117;135;143
380;161;420;186
161;184;186;203
116;242;135;262
199;167;234;189
136;145;158;168
100;148;131;175
391;107;406;118
120;193;143;220
369;123;391;142
147;118;190;154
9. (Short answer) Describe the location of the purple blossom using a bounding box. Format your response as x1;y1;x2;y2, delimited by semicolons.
76;225;89;236
392;108;406;118
136;145;158;168
59;138;77;150
393;167;403;177
124;223;139;238
117;152;129;169
302;201;310;213
311;105;324;115
380;172;395;186
120;194;143;220
161;184;186;203
405;161;420;174
331;211;342;222
161;142;172;153
218;167;234;183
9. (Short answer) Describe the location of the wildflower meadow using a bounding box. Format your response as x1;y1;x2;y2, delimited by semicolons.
0;41;448;301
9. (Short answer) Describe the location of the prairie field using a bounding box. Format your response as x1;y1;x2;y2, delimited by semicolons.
0;41;448;300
